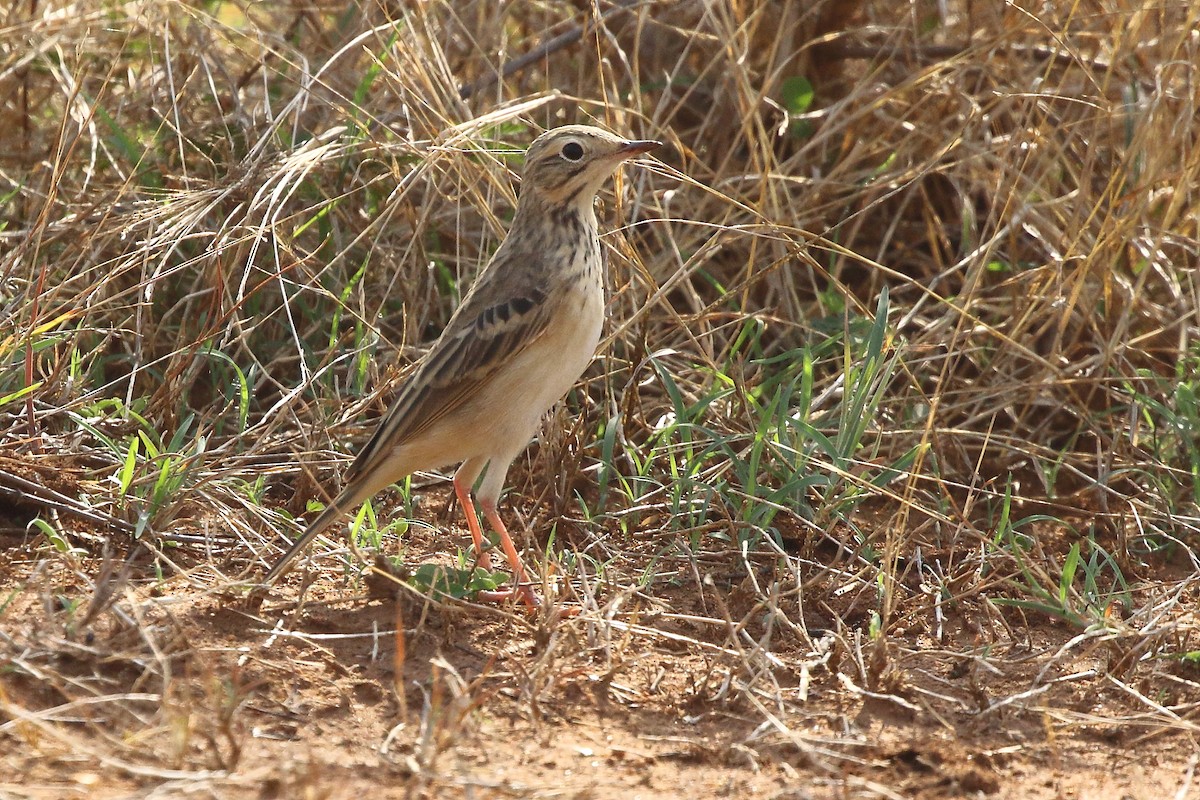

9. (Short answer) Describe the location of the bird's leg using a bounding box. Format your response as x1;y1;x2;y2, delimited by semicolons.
453;470;537;610
453;473;493;571
477;498;540;610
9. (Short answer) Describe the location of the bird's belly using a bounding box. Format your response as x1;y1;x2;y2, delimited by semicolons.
380;289;602;475
472;288;603;451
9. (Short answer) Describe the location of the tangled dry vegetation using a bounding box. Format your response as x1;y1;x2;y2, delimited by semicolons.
2;1;1199;798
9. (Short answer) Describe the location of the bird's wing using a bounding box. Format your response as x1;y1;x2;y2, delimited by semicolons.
343;281;556;482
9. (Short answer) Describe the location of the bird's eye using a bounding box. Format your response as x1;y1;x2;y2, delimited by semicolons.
561;141;584;161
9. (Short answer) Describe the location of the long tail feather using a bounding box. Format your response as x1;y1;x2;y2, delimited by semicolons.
261;481;378;585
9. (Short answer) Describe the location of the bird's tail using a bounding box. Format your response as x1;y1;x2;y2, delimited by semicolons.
260;480;379;586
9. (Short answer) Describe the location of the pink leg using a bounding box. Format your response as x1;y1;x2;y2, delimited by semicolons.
453;473;493;571
477;499;540;610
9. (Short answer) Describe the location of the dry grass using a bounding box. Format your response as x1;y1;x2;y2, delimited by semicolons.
2;1;1199;797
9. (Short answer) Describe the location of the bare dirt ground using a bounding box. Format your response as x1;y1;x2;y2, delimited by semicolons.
3;488;1197;800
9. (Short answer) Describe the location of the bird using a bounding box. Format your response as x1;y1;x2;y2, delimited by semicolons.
261;125;661;608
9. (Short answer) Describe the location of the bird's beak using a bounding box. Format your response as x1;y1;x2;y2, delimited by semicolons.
617;139;662;156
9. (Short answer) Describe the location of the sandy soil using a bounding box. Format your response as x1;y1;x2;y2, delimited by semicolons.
2;494;1198;800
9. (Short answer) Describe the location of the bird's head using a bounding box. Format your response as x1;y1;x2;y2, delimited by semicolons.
518;125;660;209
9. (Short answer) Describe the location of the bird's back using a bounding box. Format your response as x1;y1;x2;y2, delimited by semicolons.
344;193;604;482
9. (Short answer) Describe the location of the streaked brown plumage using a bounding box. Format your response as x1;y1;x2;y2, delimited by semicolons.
262;125;660;607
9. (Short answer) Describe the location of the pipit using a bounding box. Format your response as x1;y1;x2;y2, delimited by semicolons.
262;125;660;608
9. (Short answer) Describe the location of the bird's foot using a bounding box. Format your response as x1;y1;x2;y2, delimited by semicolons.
474;584;584;618
475;582;540;611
